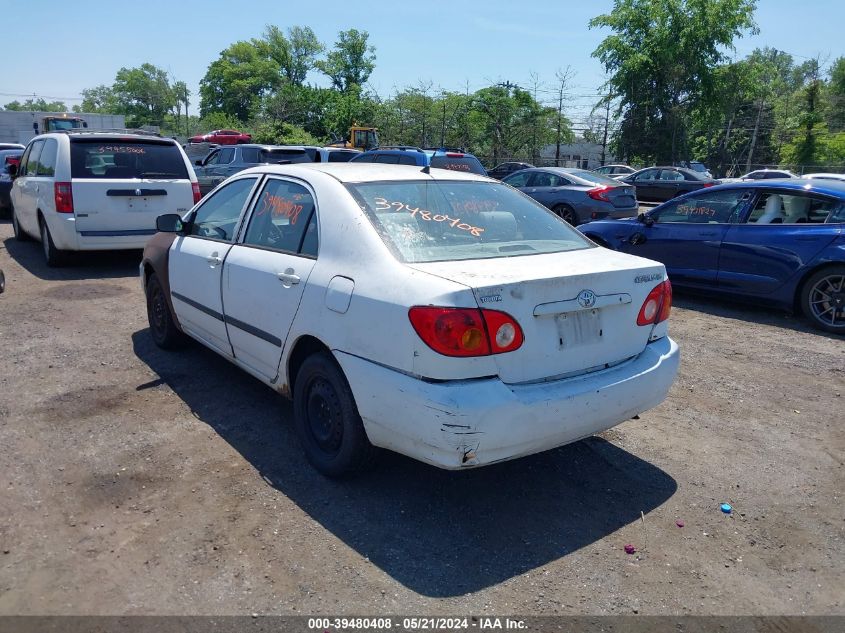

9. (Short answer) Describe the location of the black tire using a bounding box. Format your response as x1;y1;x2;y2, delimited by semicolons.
800;265;845;334
146;273;186;349
553;204;578;226
293;352;377;478
39;219;68;267
11;205;30;241
0;269;5;294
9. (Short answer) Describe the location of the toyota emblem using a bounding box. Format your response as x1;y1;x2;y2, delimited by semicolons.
577;289;597;308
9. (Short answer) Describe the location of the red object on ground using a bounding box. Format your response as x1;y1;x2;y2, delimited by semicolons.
676;519;685;528
624;544;637;554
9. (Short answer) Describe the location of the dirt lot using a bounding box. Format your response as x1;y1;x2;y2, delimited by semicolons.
0;218;843;616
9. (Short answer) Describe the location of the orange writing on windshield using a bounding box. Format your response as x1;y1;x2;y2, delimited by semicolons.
373;197;485;237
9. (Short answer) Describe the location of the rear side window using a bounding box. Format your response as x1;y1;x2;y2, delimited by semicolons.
69;139;189;179
243;179;317;255
261;149;311;164
351;153;375;163
328;151;357;163
429;154;486;175
346;180;591;263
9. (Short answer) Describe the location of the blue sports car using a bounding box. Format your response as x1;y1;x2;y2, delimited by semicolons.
578;179;845;333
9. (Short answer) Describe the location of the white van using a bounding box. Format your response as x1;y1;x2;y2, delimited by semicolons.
9;131;199;266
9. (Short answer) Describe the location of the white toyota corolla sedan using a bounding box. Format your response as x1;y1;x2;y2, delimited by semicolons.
141;163;679;477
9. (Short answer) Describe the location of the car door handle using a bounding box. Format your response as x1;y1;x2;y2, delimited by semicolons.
206;254;223;265
277;270;300;286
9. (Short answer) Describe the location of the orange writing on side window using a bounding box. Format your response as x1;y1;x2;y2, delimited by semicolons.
258;191;305;224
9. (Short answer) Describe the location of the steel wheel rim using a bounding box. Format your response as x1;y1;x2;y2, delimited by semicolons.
151;286;167;335
808;274;845;327
305;378;344;454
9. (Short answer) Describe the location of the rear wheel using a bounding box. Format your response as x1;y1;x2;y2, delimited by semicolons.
39;220;68;267
800;266;845;333
0;269;5;294
11;205;30;241
146;273;186;349
553;204;577;226
293;352;377;478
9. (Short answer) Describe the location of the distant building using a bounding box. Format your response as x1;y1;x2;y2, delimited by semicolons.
540;139;615;169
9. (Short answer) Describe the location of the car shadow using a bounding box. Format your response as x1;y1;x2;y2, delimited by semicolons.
672;289;842;338
2;236;142;281
131;330;678;597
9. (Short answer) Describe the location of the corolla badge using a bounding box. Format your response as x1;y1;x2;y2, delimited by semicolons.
577;289;597;308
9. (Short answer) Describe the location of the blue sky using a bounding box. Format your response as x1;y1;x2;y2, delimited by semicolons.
3;0;843;126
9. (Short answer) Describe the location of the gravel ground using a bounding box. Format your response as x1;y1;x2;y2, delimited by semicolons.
0;218;842;616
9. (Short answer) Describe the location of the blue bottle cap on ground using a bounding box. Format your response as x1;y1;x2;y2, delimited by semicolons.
720;503;732;514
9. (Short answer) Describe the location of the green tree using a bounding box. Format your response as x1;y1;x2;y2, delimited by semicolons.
590;0;758;164
112;63;176;127
200;40;281;121
262;25;323;86
3;98;68;111
316;29;376;92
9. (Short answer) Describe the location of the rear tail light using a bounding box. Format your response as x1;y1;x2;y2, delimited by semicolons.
54;182;74;213
408;306;524;357
702;182;714;188
192;182;201;204
637;280;672;326
587;185;612;202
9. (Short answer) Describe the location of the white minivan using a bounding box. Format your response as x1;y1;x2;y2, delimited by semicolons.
9;130;199;266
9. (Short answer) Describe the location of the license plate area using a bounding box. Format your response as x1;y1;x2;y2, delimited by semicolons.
554;308;603;348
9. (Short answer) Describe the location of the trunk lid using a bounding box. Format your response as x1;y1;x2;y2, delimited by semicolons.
410;248;666;384
72;179;194;232
607;184;637;208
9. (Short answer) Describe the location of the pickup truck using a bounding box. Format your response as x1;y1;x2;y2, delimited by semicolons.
193;144;359;196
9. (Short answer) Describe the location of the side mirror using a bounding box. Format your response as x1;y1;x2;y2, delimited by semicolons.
195;159;204;166
7;163;17;178
637;212;654;227
156;214;184;233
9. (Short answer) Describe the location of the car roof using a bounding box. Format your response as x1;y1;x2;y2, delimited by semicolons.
699;178;845;198
237;162;493;183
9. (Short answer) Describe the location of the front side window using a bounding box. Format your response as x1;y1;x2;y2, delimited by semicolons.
189;177;257;241
658;169;684;182
242;179;316;255
747;192;838;224
652;189;749;224
70;139;189;179
347;180;592;263
25;141;44;176
218;148;235;164
634;169;659;182
530;172;564;187
375;154;400;164
502;171;531;187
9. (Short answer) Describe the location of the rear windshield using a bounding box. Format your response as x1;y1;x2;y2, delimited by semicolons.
346;180;592;263
240;147;312;164
70;139;189;179
429;154;487;176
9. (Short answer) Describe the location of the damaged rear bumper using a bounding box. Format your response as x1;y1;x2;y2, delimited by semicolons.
334;336;679;470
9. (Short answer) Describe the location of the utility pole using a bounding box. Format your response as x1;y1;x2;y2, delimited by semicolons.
600;97;611;166
554;67;574;166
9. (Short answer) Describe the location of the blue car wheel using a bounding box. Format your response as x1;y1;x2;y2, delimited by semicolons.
801;265;845;333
